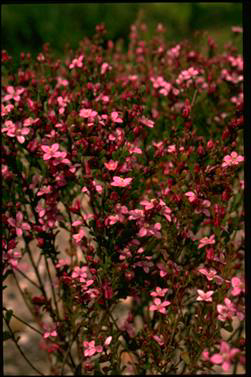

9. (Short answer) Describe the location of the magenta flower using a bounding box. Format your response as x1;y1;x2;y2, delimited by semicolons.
198;234;215;249
196;289;214;302
41;144;61;160
210;341;240;372
111;111;123;123
149;298;171;314
222;151;244;167
111;176;133;187
231;276;245;296
7;211;31;236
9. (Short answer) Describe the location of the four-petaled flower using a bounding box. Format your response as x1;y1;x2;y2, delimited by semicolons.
196;289;214;302
210;341;240;372
217;298;236;321
150;287;168;297
149;298;171;314
7;211;31;236
222;151;244;168
104;160;118;171
231;276;245;296
111;111;123;123
185;191;197;203
41;144;61;160
198;235;215;249
83;340;103;357
111;176;133;187
79;108;97;119
43;330;58;339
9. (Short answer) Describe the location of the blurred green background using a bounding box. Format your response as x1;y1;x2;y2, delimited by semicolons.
2;3;242;60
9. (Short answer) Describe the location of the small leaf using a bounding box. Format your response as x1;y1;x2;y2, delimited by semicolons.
5;309;13;325
3;331;12;341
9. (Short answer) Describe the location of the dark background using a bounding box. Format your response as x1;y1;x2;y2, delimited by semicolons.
2;3;242;60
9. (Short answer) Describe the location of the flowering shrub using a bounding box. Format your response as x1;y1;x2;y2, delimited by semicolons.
2;22;245;375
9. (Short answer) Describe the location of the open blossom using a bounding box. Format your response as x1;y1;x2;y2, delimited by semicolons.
185;191;197;203
69;54;84;69
43;329;58;339
73;228;86;244
198;234;215;249
152;334;165;346
83;340;103;357
222;151;244;167
217;298;236;321
79;108;97;119
41;144;61;160
150;287;168;297
196;289;214;302
3;86;25;102
210;341;240;372
101;62;112;75
231;276;245;296
111;176;133;187
140;116;154;128
149;298;171;314
104;160;118;171
7;212;31;236
111;111;123;123
198;267;223;284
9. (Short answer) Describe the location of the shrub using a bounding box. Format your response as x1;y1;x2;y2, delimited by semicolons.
2;22;244;375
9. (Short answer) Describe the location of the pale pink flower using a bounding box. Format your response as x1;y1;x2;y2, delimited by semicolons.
104;160;118;171
104;336;112;346
198;267;218;281
69;54;84;69
128;209;144;220
55;258;71;269
231;277;245;296
222;151;244;167
111;176;133;187
153;334;165;346
37;185;52;197
232;26;243;33
72;266;88;279
73;228;86;244
149;298;171;314
41;144;61;160
101;62;112;75
93;180;103;194
198;234;215;249
217;298;236;321
140;116;154;128
210;341;240;372
140;199;155;211
196;289;214;302
185;191;197;203
150;287;168;297
79;108;97;119
3;86;25;102
43;330;57;339
83;340;103;357
7;211;31;236
157;262;168;278
111;111;123;123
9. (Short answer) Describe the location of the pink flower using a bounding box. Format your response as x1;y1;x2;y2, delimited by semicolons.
3;86;25;102
231;277;245;296
168;144;176;153
222;151;244;167
7;211;31;236
41;144;61;160
43;330;58;339
149;298;171;314
150;287;168;297
210;341;240;372
104;160;118;171
196;289;214;302
69;54;84;69
140;116;154;128
198;234;215;249
79;108;97;119
73;229;86;244
83;340;103;357
104;336;112;346
217;298;236;321
185;191;197;203
198;267;218;281
153;334;165;346
111;111;123;123
111;176;133;187
101;62;112;75
140;199;155;211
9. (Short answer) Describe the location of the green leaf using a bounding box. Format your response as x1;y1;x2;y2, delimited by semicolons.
5;309;13;325
3;331;12;341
